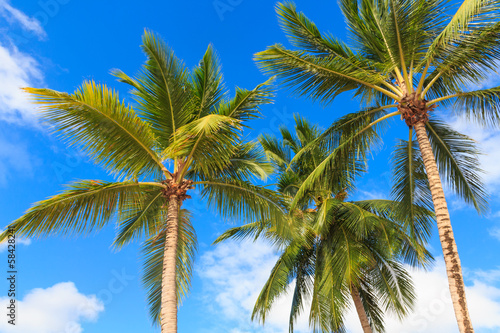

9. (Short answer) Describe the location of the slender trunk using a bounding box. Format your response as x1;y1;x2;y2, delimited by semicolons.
161;196;179;333
414;122;474;333
350;286;372;333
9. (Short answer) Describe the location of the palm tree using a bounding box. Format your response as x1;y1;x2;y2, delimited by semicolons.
215;116;433;332
255;1;495;331
0;31;285;333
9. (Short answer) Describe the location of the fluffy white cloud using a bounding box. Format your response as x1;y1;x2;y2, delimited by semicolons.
197;240;310;333
0;43;43;123
0;0;46;38
0;282;104;333
198;240;500;333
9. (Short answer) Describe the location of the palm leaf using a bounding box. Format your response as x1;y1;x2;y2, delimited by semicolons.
23;83;165;179
0;181;162;240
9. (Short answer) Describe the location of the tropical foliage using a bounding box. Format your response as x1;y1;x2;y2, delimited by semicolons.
255;1;496;331
0;31;285;332
215;116;434;332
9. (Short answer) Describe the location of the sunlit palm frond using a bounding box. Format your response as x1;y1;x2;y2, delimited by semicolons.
23;83;165;179
217;78;274;122
113;30;193;148
0;181;161;240
192;44;226;119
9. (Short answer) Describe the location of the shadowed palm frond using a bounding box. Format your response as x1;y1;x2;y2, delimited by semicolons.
426;119;488;213
391;137;434;242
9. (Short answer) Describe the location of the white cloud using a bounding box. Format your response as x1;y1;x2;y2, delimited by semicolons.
0;42;43;123
198;240;500;333
0;236;31;252
197;239;310;333
0;282;104;333
0;0;46;38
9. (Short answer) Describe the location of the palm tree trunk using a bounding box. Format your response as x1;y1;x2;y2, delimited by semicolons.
414;122;474;333
350;286;372;333
161;196;179;333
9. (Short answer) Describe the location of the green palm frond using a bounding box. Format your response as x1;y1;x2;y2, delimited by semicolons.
23;84;165;179
197;179;286;225
276;2;378;71
192;44;226;119
450;86;500;127
211;141;273;181
141;209;197;325
425;0;500;61
426;119;488;213
260;133;292;171
113;188;166;248
369;260;415;320
166;114;242;179
0;181;162;240
255;44;400;104
289;110;388;208
391;137;434;242
424;22;500;91
217;78;274;122
113;30;192;148
252;240;302;323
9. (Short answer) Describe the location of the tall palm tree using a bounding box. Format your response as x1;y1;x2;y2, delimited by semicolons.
255;1;495;331
215;116;433;332
0;31;285;333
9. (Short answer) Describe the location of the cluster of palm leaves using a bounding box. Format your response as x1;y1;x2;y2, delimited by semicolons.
215;116;434;332
3;0;500;332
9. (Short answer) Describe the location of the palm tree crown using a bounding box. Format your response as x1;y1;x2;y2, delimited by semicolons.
255;1;498;332
216;116;433;332
1;30;285;332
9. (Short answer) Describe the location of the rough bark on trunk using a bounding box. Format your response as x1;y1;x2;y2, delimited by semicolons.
350;286;372;333
160;196;179;333
414;122;474;333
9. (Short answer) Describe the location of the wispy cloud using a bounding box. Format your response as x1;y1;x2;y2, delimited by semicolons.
0;42;43;123
0;235;31;252
0;0;46;38
0;282;104;332
198;240;500;333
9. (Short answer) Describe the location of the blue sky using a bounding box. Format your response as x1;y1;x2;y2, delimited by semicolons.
0;0;500;332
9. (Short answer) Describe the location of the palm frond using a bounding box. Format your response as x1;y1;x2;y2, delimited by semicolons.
450;86;500;127
255;44;400;104
113;188;166;247
192;44;226;119
0;181;161;240
391;137;434;242
23;84;165;179
217;78;274;122
426;119;488;213
113;30;192;148
197;179;286;225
